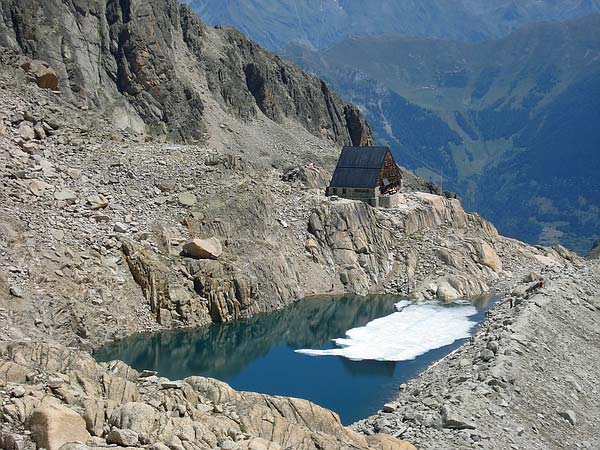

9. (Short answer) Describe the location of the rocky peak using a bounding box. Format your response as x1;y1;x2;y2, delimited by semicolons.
0;0;372;145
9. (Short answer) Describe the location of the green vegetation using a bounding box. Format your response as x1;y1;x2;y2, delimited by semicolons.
283;16;600;253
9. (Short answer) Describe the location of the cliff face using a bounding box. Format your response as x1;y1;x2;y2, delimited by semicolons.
0;0;372;145
0;2;591;450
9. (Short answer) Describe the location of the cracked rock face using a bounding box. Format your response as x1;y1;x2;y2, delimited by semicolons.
0;0;372;145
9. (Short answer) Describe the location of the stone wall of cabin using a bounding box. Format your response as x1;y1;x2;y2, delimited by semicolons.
327;187;379;206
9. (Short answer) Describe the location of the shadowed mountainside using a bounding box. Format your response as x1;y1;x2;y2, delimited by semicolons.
284;15;600;253
185;0;600;50
0;0;372;146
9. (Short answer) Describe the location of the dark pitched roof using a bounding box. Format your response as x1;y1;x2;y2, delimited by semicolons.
329;146;391;188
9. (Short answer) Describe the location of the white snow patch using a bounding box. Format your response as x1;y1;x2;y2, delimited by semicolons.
295;300;478;361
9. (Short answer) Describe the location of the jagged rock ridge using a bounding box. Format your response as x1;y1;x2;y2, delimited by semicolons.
1;2;598;450
186;0;600;50
0;0;372;145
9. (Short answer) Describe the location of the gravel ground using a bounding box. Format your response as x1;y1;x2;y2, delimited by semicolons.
355;259;600;449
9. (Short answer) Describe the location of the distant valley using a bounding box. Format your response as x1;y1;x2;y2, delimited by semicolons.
185;2;600;253
283;15;600;253
185;0;600;50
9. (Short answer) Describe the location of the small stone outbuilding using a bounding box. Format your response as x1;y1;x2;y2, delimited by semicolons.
326;146;402;207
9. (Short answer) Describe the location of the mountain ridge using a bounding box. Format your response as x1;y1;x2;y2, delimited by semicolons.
283;14;600;253
0;0;372;147
185;0;600;50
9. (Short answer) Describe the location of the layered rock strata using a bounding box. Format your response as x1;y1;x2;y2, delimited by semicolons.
0;0;372;146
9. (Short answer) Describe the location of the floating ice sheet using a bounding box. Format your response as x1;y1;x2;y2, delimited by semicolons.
295;300;478;361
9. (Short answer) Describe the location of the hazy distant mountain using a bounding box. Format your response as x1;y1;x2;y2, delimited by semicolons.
186;0;600;252
185;0;600;50
284;15;600;253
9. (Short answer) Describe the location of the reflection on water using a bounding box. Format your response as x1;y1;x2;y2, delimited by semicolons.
96;293;496;425
96;295;398;379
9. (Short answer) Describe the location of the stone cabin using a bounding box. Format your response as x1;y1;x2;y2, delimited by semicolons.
326;146;403;207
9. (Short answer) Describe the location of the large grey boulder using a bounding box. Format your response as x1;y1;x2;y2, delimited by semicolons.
106;428;139;446
28;403;90;450
58;445;90;450
178;192;197;207
109;402;159;437
440;404;476;430
436;280;461;301
22;59;59;90
472;240;503;272
184;237;223;259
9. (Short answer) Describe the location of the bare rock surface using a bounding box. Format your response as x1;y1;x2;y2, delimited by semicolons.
354;259;600;449
0;340;414;450
28;403;90;450
0;0;372;146
183;238;223;259
0;1;598;450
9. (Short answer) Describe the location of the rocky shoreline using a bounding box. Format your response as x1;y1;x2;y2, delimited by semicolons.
1;53;593;447
0;338;421;450
354;258;600;449
2;251;596;450
1;0;599;448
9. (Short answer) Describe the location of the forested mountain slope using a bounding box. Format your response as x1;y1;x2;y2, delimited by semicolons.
284;15;600;253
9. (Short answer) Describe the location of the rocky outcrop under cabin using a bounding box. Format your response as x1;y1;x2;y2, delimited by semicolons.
0;1;598;449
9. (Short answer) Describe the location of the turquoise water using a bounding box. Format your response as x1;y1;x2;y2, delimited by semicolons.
95;294;495;424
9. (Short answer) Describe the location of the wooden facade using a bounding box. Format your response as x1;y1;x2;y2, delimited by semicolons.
378;151;402;196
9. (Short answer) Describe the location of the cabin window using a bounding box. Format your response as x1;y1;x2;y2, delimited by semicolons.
333;188;338;194
342;188;347;194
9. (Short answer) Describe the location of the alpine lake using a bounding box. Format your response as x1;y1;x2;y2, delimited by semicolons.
95;294;497;425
